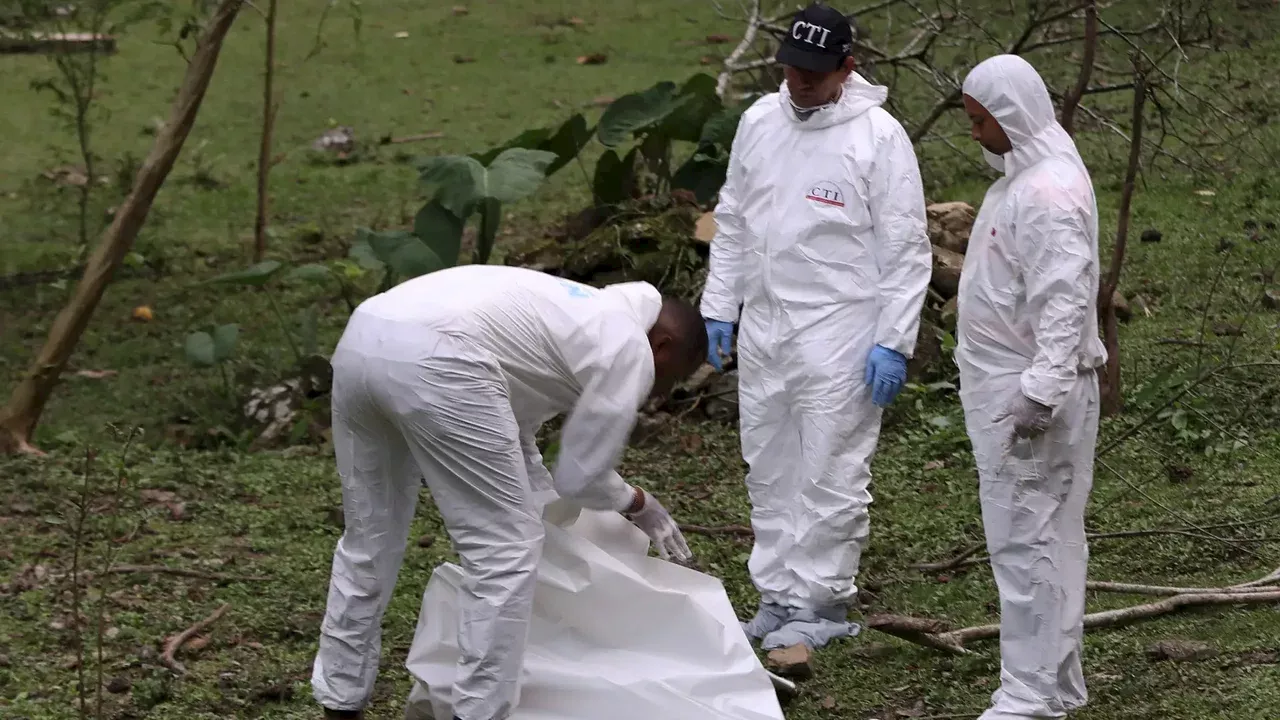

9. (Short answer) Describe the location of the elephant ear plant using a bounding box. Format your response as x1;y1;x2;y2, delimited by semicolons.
347;147;559;290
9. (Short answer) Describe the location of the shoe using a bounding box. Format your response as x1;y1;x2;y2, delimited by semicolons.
323;709;364;720
741;602;790;641
760;606;860;650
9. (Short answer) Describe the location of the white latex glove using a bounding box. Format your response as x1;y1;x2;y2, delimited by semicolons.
626;489;693;563
994;393;1053;449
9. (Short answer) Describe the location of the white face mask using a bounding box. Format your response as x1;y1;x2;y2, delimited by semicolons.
982;147;1006;173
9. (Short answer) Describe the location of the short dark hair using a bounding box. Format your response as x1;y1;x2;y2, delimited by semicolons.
661;296;709;367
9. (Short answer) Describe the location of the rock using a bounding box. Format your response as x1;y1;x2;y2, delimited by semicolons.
906;319;942;382
1112;290;1132;323
326;506;345;530
766;643;813;679
930;245;965;299
1146;639;1218;662
939;296;958;333
311;126;356;155
1140;228;1162;243
1263;288;1279;310
694;211;716;244
106;676;132;694
927;201;976;254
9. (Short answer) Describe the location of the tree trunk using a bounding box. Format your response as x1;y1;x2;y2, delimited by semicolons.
253;0;279;263
0;0;245;455
1060;0;1098;136
1099;65;1147;417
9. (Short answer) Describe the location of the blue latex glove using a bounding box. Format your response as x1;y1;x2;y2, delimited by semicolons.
864;344;908;407
705;320;734;372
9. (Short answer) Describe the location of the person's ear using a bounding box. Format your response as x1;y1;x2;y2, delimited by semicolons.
842;55;856;74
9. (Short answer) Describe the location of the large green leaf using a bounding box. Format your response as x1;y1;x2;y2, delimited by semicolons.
417;148;556;216
592;149;628;206
349;231;386;271
414;199;465;268
212;323;239;363
542;114;592;176
672;155;729;206
485;148;558;203
184;331;216;367
699;100;750;149
366;230;446;281
597;81;691;148
286;263;335;284
657;73;722;143
299;307;319;358
472;127;553;166
475;198;502;265
416;155;486;217
205;260;284;287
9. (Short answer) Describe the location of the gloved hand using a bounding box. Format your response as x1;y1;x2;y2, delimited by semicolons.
994;393;1053;447
864;344;908;407
626;489;693;563
705;319;734;372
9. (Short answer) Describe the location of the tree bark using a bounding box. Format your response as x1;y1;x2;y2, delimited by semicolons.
1059;0;1098;136
1098;65;1146;417
0;0;245;455
253;0;279;263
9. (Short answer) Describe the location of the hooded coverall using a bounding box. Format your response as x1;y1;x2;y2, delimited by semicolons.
311;265;663;720
956;55;1107;720
700;72;932;643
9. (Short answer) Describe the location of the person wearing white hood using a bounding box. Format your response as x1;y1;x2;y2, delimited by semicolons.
700;2;932;651
956;55;1107;720
312;264;706;720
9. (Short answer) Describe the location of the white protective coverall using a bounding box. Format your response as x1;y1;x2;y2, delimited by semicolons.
312;265;664;720
700;72;932;640
955;55;1107;720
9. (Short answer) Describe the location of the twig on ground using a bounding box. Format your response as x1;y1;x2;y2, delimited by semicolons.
162;603;230;675
680;523;754;537
911;541;984;571
72;564;269;583
381;132;445;145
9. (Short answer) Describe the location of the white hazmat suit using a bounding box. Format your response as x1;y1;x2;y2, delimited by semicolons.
701;72;932;646
956;55;1107;720
312;265;671;720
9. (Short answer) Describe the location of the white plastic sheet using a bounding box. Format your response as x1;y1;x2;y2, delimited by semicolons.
403;502;786;720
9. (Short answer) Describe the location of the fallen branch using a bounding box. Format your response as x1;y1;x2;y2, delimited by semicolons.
162;602;230;675
1086;580;1278;597
869;589;1280;655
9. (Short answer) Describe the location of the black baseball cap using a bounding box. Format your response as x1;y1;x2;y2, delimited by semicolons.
775;3;854;73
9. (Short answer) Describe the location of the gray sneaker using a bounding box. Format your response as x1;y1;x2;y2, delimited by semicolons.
741;602;790;641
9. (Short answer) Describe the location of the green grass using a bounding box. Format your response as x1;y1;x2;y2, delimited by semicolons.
3;1;1280;719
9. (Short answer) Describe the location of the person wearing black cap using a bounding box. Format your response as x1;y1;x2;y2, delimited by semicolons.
700;2;931;652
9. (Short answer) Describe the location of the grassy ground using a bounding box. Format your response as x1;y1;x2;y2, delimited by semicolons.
2;1;1280;719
